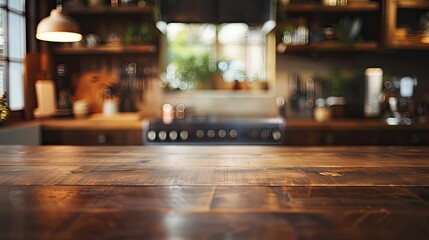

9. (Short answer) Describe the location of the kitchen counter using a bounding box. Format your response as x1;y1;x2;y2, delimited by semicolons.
40;113;147;145
0;146;428;239
39;114;429;131
285;119;429;145
38;115;429;145
1;115;429;145
41;113;146;130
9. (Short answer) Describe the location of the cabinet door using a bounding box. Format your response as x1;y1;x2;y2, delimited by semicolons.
277;0;382;53
384;0;429;49
284;129;429;145
42;129;143;145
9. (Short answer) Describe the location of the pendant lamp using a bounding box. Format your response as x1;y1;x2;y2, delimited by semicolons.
36;1;82;42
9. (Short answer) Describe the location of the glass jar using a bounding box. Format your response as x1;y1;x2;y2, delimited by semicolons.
314;98;332;122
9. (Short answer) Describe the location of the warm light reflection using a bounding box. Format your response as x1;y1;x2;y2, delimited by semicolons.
36;31;82;42
218;23;248;44
36;9;82;43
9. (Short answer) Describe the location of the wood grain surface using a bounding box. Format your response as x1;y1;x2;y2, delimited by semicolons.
0;146;428;239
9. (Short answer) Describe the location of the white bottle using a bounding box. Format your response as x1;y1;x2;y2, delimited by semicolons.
364;68;383;118
33;80;56;118
103;99;119;116
323;0;337;6
399;76;416;98
296;18;309;45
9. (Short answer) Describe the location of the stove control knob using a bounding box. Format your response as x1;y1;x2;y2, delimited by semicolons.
158;131;167;141
229;129;238;138
169;131;178;141
207;129;216;138
180;130;189;140
218;129;227;138
260;129;270;139
250;130;259;139
147;131;156;141
272;129;282;141
196;129;205;138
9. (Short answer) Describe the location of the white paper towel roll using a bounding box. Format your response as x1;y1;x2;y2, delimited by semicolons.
33;80;56;118
364;68;383;118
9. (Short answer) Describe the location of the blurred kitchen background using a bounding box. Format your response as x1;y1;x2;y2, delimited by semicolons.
1;0;429;145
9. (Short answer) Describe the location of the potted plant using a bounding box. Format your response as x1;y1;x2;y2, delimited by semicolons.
0;91;9;124
325;71;347;119
103;82;120;116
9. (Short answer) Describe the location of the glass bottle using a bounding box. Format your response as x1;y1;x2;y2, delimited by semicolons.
296;17;309;45
314;98;332;122
337;0;347;6
379;78;400;118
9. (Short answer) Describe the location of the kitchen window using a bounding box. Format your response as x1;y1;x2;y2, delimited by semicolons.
160;23;270;91
0;0;26;110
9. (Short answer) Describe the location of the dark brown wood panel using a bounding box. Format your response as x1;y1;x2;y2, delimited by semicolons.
42;129;142;145
1;186;427;212
0;146;428;239
285;129;429;145
0;185;427;240
1;165;428;186
3;210;426;240
0;146;428;186
284;119;429;145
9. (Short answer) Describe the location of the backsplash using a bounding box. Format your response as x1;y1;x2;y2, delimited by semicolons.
275;52;429;119
72;52;429;120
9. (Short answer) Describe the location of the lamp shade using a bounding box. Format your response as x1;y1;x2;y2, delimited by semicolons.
36;9;82;42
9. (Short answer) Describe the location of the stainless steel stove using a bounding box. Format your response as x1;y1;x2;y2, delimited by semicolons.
143;116;285;145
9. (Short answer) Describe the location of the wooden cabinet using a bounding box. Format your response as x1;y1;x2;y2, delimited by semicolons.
50;5;158;67
286;129;429;145
277;0;429;53
384;0;429;49
276;0;382;53
284;119;429;145
47;3;158;80
40;117;144;145
54;5;158;56
42;129;143;145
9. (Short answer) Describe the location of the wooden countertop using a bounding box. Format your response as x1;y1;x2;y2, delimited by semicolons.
0;146;428;239
40;113;145;130
37;113;429;131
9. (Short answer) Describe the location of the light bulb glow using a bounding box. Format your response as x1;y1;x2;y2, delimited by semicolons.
36;31;82;42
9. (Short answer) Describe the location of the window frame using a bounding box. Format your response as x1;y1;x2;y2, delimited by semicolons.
0;0;26;113
161;22;276;93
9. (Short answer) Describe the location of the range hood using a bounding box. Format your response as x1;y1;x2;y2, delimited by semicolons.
156;0;276;31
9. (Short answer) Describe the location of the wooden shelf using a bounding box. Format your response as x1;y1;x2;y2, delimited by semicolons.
283;2;380;13
397;1;429;9
388;42;429;49
53;44;157;55
388;33;429;49
63;5;153;15
276;41;378;53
